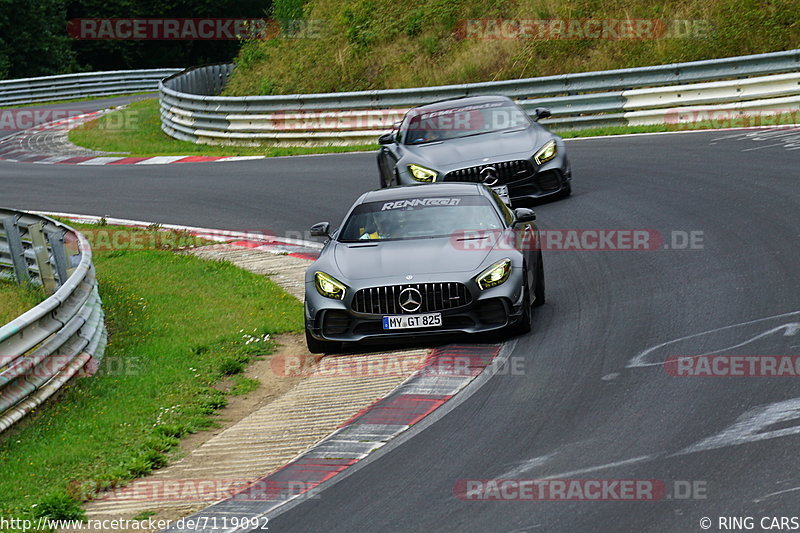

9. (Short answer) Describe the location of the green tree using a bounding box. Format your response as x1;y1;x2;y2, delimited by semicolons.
0;0;77;79
66;0;271;71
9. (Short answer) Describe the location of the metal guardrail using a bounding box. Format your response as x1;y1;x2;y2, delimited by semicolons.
0;68;182;107
159;49;800;146
0;209;106;433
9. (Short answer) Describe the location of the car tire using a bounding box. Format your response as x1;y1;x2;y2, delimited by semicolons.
533;251;546;307
511;277;532;335
560;182;572;198
305;328;340;355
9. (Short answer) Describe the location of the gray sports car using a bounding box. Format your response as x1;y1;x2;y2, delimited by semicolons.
304;182;545;354
376;95;572;205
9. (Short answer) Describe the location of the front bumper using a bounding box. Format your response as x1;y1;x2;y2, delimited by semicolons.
305;275;526;344
397;152;571;204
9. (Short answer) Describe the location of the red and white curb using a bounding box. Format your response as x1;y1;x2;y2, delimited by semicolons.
163;343;508;532
0;110;267;165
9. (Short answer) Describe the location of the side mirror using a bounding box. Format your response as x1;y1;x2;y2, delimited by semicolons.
513;208;536;224
310;221;331;237
534;108;551;121
378;133;395;145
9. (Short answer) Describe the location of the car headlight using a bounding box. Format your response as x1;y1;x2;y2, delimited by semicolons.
533;140;557;165
315;271;346;300
408;164;438;182
476;258;512;290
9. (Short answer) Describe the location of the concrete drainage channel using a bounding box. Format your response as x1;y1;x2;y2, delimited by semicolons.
45;215;509;532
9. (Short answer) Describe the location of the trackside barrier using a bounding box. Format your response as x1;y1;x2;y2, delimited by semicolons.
0;68;182;107
158;49;800;146
0;208;106;433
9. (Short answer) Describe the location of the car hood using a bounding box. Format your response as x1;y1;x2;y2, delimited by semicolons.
405;126;548;168
332;237;493;280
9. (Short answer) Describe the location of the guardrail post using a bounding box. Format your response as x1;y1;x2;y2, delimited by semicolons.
46;228;69;287
1;216;30;285
28;221;57;294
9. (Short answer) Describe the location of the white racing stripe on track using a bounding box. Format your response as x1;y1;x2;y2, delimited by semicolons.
537;456;654;481
675;397;800;456
215;156;267;162
627;310;800;368
754;486;800;503
497;453;558;479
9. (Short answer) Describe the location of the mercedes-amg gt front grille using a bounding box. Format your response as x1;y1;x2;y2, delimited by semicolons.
444;160;535;185
352;283;472;315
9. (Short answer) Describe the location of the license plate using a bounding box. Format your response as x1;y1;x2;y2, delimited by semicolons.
382;313;442;330
491;185;511;204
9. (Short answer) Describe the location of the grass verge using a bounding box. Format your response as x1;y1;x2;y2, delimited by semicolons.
67;99;379;157
0;280;43;325
0;223;303;524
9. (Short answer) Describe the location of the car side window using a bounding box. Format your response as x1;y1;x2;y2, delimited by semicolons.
490;191;514;226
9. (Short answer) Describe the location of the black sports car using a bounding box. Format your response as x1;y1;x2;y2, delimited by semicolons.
304;182;545;354
376;95;572;205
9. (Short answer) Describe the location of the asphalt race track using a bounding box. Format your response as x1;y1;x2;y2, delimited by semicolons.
3;119;800;531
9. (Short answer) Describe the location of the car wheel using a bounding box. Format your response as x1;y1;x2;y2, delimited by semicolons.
560;182;572;198
511;276;532;335
305;328;340;354
533;251;546;307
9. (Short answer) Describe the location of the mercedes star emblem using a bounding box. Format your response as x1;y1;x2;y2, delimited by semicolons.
480;166;499;186
398;287;422;313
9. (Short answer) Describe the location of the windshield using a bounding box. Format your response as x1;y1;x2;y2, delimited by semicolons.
404;101;531;145
338;195;503;242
